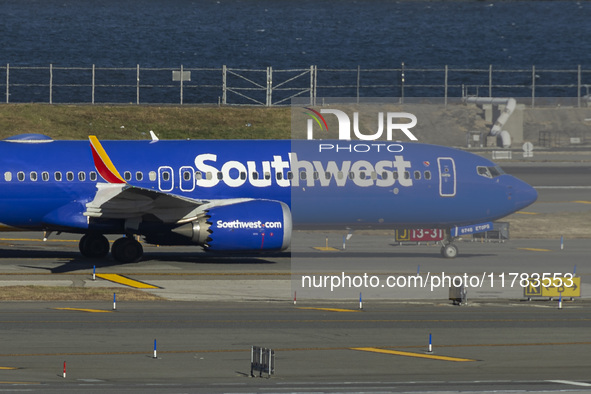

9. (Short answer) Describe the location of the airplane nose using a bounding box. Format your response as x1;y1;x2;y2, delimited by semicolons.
506;176;538;211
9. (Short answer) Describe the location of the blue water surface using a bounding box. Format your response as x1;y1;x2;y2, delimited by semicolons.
1;0;589;69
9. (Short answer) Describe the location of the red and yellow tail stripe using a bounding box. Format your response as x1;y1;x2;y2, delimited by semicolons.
89;136;126;184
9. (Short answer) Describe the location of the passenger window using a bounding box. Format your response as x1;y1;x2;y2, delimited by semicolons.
414;171;421;180
265;172;271;180
337;171;344;180
90;171;98;181
66;172;74;181
359;172;366;180
4;172;12;182
148;171;156;181
124;171;132;181
30;172;38;182
55;172;62;181
381;171;389;180
240;172;247;180
325;172;331;180
195;171;202;180
136;172;143;181
42;172;49;181
348;172;355;180
393;171;399;180
17;171;25;181
78;172;86;181
276;172;283;181
425;171;431;180
162;172;170;181
287;172;293;180
404;171;410;180
252;172;259;180
313;171;319;180
217;172;223;180
299;171;306;180
371;172;377;180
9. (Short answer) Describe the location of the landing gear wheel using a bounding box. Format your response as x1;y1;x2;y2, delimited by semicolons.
111;237;143;264
440;243;458;259
79;234;110;258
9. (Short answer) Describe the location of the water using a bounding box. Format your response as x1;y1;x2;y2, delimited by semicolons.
0;0;589;103
2;0;589;68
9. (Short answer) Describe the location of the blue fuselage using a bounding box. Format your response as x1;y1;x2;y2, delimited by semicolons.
0;139;537;232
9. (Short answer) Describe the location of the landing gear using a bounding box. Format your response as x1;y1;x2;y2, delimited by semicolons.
79;233;110;259
440;243;458;259
111;237;143;264
438;229;459;259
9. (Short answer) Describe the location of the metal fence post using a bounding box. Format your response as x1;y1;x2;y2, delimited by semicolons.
488;64;492;97
313;65;317;106
401;62;405;103
309;65;314;105
577;64;581;108
444;65;448;107
531;65;536;108
92;64;95;104
356;65;360;103
5;63;9;103
49;63;53;104
222;65;227;105
136;64;140;105
266;66;272;106
180;64;184;105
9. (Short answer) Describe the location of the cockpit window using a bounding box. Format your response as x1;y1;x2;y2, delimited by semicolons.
489;166;505;177
477;165;505;179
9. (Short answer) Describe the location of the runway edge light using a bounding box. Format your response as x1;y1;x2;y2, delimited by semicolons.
359;292;363;310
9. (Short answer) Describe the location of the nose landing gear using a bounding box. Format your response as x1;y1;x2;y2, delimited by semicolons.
440;242;458;258
440;231;458;258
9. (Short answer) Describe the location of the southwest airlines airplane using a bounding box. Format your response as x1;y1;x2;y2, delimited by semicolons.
0;134;537;263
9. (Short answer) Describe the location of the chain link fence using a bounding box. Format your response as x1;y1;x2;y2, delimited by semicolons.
2;63;590;106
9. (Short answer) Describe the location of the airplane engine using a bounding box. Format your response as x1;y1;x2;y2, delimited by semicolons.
167;200;292;252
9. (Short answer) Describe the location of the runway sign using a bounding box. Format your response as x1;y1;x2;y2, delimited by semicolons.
524;277;581;298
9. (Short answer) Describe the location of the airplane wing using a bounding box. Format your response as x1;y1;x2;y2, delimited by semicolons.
85;136;208;223
84;183;209;222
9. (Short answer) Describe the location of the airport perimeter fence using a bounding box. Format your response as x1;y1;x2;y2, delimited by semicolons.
1;63;590;107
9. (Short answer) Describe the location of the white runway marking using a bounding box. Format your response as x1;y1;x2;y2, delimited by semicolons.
547;379;591;387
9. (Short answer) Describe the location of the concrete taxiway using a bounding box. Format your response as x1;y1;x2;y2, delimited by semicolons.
0;300;590;393
0;162;589;392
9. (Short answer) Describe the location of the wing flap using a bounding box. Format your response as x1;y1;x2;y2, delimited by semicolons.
85;184;209;222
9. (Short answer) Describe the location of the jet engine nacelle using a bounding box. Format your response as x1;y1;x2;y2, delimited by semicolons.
171;200;292;252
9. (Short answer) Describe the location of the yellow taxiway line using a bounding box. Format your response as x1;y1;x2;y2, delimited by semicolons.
95;274;159;289
518;248;552;252
352;347;476;362
297;307;360;313
53;308;112;313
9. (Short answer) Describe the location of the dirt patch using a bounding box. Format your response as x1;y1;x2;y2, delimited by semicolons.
503;211;591;239
0;286;163;301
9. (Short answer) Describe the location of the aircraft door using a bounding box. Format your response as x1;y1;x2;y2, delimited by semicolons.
158;166;174;192
179;166;195;192
437;157;456;197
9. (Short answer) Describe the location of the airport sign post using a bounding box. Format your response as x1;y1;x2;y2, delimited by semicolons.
524;276;581;300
